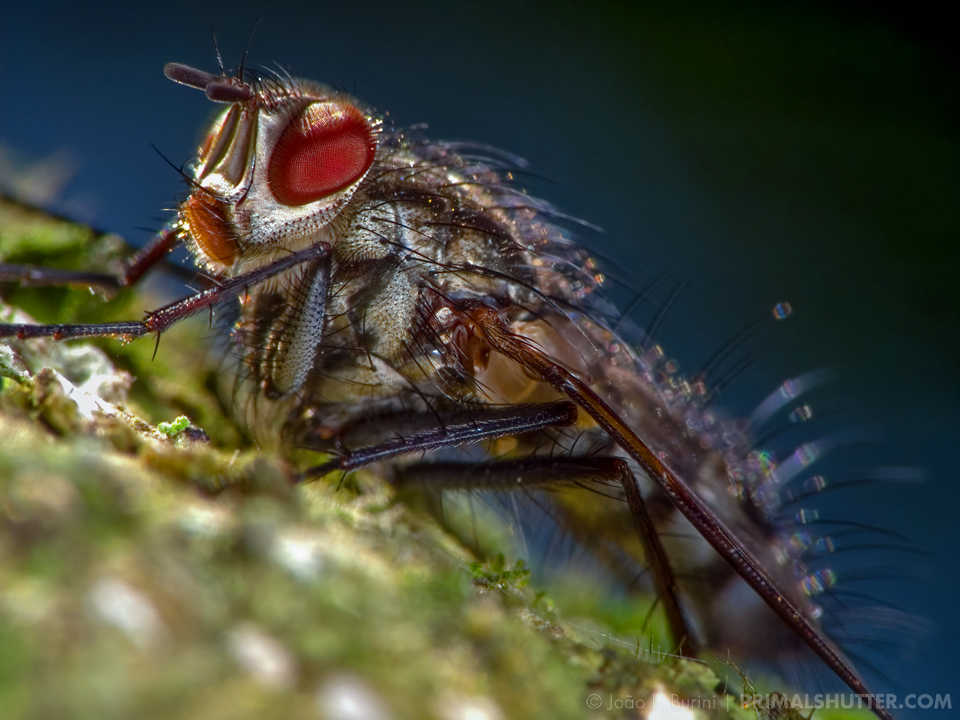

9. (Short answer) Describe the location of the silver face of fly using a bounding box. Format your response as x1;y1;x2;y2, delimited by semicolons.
0;60;898;720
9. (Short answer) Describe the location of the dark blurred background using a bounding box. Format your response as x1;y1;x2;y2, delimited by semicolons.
2;1;957;715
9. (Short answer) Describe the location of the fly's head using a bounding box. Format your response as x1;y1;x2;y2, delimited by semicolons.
164;62;380;277
163;62;392;406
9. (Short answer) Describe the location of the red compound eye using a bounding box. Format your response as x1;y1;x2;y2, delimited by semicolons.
268;101;376;207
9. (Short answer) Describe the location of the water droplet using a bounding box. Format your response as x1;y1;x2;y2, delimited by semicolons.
794;443;819;466
779;378;801;399
752;450;776;478
772;302;793;320
801;569;836;595
788;531;812;553
645;345;664;363
813;537;836;555
801;574;823;596
788;404;814;423
796;507;819;524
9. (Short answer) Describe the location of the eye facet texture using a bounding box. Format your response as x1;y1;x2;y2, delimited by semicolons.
268;101;376;207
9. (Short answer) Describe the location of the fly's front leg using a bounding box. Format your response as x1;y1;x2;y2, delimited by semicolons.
119;225;185;288
395;456;694;657
0;243;330;341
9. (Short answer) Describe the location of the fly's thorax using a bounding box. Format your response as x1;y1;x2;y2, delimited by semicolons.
243;132;571;404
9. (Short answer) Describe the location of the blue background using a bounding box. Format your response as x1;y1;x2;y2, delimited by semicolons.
2;1;957;715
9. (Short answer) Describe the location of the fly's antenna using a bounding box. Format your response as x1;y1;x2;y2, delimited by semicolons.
209;24;225;76
239;18;263;81
164;62;254;104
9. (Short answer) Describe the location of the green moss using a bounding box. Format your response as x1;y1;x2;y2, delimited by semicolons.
156;415;191;438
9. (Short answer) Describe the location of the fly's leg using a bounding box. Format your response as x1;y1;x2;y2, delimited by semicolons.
0;264;123;293
298;401;692;655
395;456;694;657
0;224;183;294
0;243;330;341
297;401;580;480
456;299;895;720
121;225;185;288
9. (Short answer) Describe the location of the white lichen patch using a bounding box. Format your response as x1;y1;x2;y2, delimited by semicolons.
269;528;329;583
176;498;234;540
259;510;400;589
226;622;299;689
0;304;206;444
48;365;122;422
87;577;168;649
0;343;29;384
315;674;393;720
436;694;505;720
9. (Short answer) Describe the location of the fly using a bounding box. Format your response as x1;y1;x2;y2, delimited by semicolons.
0;59;896;720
